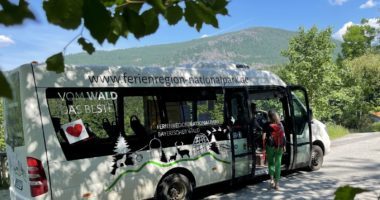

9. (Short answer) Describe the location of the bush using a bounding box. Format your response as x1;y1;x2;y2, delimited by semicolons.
370;122;380;132
327;123;350;140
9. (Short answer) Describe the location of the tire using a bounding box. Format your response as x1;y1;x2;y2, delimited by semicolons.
156;173;193;200
309;145;324;171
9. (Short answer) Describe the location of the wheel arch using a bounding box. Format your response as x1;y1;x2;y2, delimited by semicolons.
312;140;325;155
155;167;196;193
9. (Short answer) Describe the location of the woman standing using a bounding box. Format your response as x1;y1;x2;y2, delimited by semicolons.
263;110;286;190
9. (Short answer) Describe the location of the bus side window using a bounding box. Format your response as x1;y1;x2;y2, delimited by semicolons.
124;96;161;136
124;96;145;136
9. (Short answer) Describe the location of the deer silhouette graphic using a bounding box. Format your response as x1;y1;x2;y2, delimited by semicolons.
169;153;177;161
175;142;190;158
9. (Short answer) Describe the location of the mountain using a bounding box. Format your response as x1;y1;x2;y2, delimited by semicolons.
66;27;341;68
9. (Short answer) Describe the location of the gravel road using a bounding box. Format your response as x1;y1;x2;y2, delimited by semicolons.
203;132;380;199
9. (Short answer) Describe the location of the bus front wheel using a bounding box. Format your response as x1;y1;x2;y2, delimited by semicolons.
309;145;323;171
156;173;193;200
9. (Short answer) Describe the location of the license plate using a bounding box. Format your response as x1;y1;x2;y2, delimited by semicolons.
15;179;23;190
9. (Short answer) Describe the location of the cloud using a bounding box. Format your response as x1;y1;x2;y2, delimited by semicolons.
329;0;349;5
360;0;377;9
201;34;209;38
366;18;380;28
333;21;354;41
333;18;380;41
0;35;15;47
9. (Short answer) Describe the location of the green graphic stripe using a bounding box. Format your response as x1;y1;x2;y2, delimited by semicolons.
105;152;230;191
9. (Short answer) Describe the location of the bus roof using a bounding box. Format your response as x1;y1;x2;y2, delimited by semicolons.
22;62;287;88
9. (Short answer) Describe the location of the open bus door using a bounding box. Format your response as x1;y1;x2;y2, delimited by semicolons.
288;86;313;169
224;88;255;181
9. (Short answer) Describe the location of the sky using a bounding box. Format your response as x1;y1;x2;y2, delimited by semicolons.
0;0;379;70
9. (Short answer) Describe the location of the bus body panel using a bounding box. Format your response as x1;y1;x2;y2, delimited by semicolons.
5;65;52;200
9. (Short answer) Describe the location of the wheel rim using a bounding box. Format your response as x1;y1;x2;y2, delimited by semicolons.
311;150;321;166
168;182;186;200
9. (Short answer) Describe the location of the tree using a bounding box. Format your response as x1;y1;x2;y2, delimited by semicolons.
280;26;339;120
0;100;5;151
0;0;229;98
341;25;375;59
339;53;380;129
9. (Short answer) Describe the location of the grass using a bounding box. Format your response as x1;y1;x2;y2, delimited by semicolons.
327;123;350;140
370;122;380;132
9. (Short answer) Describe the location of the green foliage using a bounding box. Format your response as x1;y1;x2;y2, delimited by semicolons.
78;37;95;55
184;1;219;31
370;122;380;132
341;25;375;59
165;5;183;25
334;185;369;200
0;0;35;26
43;0;83;30
343;53;380;106
279;26;339;121
0;71;12;99
326;123;349;140
82;0;112;44
0;100;5;151
278;25;379;129
338;53;380;129
141;8;159;36
46;53;65;73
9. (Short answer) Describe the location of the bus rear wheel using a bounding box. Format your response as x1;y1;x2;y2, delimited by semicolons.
156;173;193;200
309;145;323;171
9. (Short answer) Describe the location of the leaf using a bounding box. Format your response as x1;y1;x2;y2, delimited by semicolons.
209;0;229;15
83;0;112;44
107;15;128;44
0;0;35;26
122;8;145;39
184;1;218;31
197;1;218;28
124;3;143;13
334;185;369;200
184;1;200;30
101;0;125;7
0;71;12;99
46;53;65;73
141;8;159;36
165;5;183;25
147;0;166;13
78;37;95;54
43;0;83;30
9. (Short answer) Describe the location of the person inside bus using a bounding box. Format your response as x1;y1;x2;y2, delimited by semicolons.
249;102;263;151
263;110;286;190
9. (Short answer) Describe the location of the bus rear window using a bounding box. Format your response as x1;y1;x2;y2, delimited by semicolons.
46;88;119;160
4;72;24;147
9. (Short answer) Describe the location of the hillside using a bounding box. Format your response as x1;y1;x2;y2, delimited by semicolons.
66;27;341;68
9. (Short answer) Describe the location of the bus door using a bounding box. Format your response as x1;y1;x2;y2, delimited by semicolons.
288;86;313;169
225;88;253;179
247;88;291;176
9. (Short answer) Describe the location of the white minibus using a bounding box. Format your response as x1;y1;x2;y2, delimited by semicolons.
3;62;330;199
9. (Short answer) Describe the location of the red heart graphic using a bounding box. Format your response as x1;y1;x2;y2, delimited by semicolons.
66;124;83;137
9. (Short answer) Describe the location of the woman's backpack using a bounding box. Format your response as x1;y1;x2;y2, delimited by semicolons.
267;123;286;148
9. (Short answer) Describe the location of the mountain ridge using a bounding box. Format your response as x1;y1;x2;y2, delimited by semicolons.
66;27;341;68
